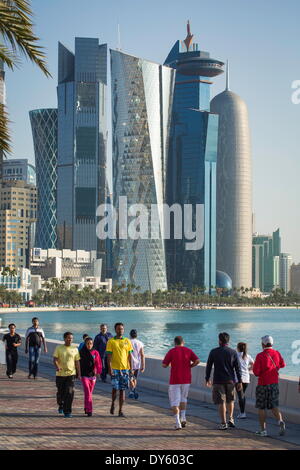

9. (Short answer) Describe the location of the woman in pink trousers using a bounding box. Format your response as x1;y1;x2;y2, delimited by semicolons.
79;337;102;416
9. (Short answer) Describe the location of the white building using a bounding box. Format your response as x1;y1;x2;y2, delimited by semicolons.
0;267;32;301
30;248;112;295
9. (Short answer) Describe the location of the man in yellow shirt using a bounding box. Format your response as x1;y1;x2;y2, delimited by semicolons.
53;332;81;418
106;323;133;417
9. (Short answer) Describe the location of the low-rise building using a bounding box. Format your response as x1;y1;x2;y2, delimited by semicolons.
30;248;112;294
0;267;32;301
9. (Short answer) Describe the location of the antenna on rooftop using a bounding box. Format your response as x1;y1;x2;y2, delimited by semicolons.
117;24;121;51
226;59;230;91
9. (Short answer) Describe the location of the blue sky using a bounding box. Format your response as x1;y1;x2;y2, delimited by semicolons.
6;0;300;261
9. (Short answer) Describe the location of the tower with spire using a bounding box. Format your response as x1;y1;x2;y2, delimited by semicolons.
164;22;224;292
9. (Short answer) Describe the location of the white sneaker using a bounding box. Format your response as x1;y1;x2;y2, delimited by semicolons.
237;412;247;419
255;430;268;437
174;423;182;430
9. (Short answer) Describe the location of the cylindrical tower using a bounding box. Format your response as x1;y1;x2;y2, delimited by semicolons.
210;80;252;289
29;108;58;249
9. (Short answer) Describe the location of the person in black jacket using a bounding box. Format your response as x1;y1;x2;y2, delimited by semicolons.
205;332;242;430
93;324;112;382
2;323;22;378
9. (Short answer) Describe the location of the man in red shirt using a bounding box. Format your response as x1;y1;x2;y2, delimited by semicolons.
253;335;286;437
162;336;200;430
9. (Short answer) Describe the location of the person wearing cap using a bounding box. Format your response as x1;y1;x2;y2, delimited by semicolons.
128;329;145;399
253;335;286;437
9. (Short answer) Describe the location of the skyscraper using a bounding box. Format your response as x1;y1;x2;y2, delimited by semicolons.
279;253;292;293
110;49;175;292
252;228;281;292
29;108;58;249
56;38;107;272
164;22;224;291
210;64;252;289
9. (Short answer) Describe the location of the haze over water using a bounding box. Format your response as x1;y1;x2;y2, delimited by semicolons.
1;308;299;377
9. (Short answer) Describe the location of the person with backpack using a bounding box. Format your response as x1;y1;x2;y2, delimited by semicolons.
235;342;254;419
253;335;286;437
25;317;47;379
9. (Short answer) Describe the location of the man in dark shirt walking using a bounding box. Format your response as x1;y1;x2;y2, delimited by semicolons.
94;324;113;382
205;332;242;430
2;323;22;378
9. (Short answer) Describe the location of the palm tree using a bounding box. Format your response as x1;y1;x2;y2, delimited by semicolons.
0;0;50;160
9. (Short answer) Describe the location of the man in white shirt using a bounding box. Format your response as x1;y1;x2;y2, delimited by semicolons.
128;329;145;399
25;317;47;379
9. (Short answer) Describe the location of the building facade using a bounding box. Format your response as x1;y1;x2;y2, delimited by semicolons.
110;49;175;292
2;158;36;185
210;65;252;289
0;180;37;269
29;108;58;249
164;23;224;291
290;263;300;294
30;247;111;292
252;229;281;292
56;38;107;271
279;253;292;293
0;267;32;301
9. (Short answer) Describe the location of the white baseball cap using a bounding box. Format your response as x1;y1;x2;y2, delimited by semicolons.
261;335;274;346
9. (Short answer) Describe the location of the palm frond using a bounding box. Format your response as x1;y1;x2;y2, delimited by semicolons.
0;0;51;77
0;104;11;154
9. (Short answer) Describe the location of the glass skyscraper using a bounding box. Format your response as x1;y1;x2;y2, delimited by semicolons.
252;228;281;292
164;23;224;291
57;38;107;270
110;49;175;292
29;108;58;249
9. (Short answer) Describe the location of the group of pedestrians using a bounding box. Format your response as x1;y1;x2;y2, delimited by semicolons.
52;322;145;418
1;317;295;437
166;331;286;437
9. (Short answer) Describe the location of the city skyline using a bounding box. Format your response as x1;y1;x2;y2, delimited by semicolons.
5;0;300;263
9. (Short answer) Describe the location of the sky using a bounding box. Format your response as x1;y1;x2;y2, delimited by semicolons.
6;0;300;262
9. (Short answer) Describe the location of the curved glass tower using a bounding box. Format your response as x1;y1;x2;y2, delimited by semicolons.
210;68;252;289
111;49;175;292
29;108;58;249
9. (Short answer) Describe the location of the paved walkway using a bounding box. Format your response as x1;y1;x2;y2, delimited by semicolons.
0;361;299;450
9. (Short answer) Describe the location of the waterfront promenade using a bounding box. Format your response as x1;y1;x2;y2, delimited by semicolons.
1;360;300;450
